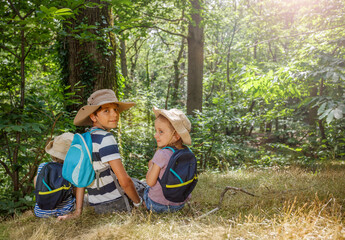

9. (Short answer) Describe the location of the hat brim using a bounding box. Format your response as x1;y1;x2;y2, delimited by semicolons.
45;140;68;160
153;107;192;145
74;102;135;126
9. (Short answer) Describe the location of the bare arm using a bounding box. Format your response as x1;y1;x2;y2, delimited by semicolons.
33;175;37;187
108;159;140;204
57;187;85;221
148;159;153;169
146;163;161;187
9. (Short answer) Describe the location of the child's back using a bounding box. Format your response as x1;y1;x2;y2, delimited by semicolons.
34;132;75;218
144;107;197;213
58;89;143;220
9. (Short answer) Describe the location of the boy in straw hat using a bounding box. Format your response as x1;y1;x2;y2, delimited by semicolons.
34;132;75;217
58;89;142;220
144;107;193;213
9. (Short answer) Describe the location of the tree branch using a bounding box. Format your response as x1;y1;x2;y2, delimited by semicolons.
120;25;187;38
197;186;256;219
20;113;63;186
0;45;19;59
23;9;35;19
0;159;13;180
8;0;23;20
141;12;186;23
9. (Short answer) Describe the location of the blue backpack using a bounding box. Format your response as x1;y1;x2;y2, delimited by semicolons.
158;147;198;203
62;130;97;188
35;162;72;210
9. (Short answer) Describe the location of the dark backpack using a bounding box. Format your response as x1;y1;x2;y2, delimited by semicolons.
158;147;198;203
35;162;73;210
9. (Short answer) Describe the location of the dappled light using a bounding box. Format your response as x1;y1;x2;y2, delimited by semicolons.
0;0;344;238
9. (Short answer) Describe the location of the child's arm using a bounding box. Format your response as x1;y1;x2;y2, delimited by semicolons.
57;187;85;220
146;163;161;187
108;159;141;205
33;176;37;187
148;159;153;169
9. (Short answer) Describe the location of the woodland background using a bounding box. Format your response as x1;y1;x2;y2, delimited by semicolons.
0;0;344;218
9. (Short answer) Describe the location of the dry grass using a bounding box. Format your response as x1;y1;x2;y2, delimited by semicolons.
1;162;345;240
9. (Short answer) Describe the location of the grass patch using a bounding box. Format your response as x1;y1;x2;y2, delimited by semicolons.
1;163;345;239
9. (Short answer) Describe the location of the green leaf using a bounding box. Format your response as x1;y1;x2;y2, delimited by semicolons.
31;124;42;133
48;7;58;13
318;108;332;120
326;110;334;124
333;108;343;119
7;125;23;132
40;6;49;13
317;102;327;115
55;8;73;16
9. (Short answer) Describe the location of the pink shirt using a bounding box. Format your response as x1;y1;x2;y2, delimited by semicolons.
148;148;190;206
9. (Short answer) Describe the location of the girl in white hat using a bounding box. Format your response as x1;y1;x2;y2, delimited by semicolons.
144;107;193;213
58;89;142;220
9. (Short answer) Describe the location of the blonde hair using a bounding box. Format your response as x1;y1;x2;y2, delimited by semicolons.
156;115;183;148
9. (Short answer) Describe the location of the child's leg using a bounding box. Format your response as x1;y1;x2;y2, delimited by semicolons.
143;187;184;213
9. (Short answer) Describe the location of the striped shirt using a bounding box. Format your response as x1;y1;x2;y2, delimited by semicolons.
34;163;75;218
86;128;122;206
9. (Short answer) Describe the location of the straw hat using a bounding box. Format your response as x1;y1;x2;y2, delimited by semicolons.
45;132;74;160
152;107;192;145
74;89;135;126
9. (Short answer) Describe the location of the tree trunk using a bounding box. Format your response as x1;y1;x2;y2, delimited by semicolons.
129;40;140;80
187;0;204;115
120;36;128;79
12;29;28;196
172;36;185;105
308;86;318;128
63;0;116;107
226;20;238;100
318;79;327;140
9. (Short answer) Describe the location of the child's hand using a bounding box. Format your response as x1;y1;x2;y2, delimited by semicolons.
57;210;81;221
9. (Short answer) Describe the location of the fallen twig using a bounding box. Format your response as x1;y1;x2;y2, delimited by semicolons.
197;186;256;220
218;186;257;208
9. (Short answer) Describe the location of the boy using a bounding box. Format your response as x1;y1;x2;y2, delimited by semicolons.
58;89;142;220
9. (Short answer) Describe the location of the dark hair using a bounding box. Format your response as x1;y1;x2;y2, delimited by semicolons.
51;156;64;164
93;103;119;116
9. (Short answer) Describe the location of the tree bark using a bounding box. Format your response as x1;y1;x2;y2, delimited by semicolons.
187;0;204;115
172;36;185;105
63;0;116;108
318;78;327;140
120;37;128;79
308;86;318;128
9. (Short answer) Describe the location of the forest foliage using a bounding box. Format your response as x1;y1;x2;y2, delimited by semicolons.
0;0;344;217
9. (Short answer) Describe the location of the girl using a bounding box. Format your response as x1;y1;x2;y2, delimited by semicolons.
144;107;193;213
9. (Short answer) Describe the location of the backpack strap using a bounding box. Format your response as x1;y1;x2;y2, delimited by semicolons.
42;179;52;191
94;165;109;190
109;169;131;213
89;128;106;133
163;146;192;153
94;164;131;213
162;146;176;152
89;128;131;212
